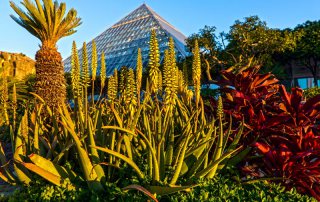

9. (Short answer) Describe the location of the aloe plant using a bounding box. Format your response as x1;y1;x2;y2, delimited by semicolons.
0;32;244;199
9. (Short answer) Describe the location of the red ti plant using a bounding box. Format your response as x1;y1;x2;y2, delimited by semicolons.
254;86;320;200
215;66;320;200
217;66;280;141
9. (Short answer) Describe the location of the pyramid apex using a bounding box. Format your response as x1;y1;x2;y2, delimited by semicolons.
140;2;151;9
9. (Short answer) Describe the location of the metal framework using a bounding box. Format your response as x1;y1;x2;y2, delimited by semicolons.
64;4;189;75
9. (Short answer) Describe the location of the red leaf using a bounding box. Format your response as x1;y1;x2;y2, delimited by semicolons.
303;94;320;112
279;85;292;111
248;104;255;118
264;114;290;128
256;77;279;88
258;110;266;123
290;88;303;112
254;142;270;154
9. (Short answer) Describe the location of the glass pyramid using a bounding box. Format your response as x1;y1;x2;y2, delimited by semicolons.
63;3;189;75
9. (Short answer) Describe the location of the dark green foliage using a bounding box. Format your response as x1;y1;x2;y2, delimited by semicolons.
5;175;316;202
65;72;73;101
5;174;152;202
259;64;287;80
225;16;299;70
185;17;300;85
7;180;85;202
294;20;320;87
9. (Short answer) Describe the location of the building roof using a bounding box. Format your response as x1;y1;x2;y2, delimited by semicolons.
63;3;189;75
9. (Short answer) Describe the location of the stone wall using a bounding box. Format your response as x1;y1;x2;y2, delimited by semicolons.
0;51;35;80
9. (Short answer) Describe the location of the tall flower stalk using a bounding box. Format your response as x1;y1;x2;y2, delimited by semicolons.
71;41;81;98
81;42;90;126
119;66;127;102
126;68;137;117
183;60;189;86
192;40;201;108
100;52;106;96
91;40;97;106
107;76;117;102
148;30;160;94
71;41;82;112
163;50;177;113
136;48;143;105
114;68;118;91
12;83;17;132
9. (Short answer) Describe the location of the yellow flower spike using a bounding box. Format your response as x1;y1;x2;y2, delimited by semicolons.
107;76;117;102
126;68;137;117
136;48;143;102
81;42;90;88
91;40;98;81
148;29;160;94
100;52;106;90
71;41;81;99
192;40;201;107
114;68;118;90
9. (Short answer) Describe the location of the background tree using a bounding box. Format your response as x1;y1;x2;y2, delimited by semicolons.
10;0;81;110
270;28;304;85
186;18;299;84
225;16;298;73
293;20;320;87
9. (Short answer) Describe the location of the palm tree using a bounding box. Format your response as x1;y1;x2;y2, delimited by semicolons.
10;0;81;109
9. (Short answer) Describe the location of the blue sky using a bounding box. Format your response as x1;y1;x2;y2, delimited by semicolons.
1;0;319;59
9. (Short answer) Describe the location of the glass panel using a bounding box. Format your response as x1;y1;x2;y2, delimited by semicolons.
64;4;189;75
297;78;308;89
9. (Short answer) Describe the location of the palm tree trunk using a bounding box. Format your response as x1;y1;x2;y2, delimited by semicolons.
35;46;66;110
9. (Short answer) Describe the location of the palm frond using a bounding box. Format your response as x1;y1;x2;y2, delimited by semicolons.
10;0;81;46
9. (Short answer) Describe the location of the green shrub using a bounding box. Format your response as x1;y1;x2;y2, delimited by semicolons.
5;178;151;202
4;175;316;202
166;175;317;202
7;180;86;202
303;86;320;99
